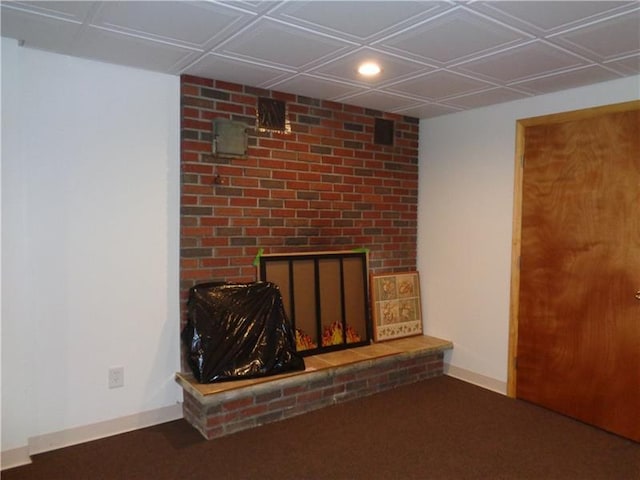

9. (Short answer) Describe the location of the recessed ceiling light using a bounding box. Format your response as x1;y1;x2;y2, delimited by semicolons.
358;62;381;77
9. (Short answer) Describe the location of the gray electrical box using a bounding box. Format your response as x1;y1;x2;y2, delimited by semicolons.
212;118;248;156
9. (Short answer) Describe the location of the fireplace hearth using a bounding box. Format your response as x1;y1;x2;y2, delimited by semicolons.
176;335;453;440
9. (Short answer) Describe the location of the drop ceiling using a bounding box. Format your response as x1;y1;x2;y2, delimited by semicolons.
2;1;639;118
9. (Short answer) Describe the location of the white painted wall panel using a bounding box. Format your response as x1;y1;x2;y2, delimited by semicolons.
1;39;181;452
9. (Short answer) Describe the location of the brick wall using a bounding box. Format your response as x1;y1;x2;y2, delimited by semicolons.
182;350;445;440
180;74;420;316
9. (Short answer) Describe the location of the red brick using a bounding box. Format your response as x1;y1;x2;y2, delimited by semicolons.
201;258;229;268
231;93;256;105
285;142;309;152
181;195;198;205
217;102;244;114
181;258;198;269
271;190;296;200
297;152;323;163
181;268;214;280
260;139;285;149
308;126;333;136
214;80;243;91
182;75;214;87
288;103;310;114
243;208;269;217
286;181;310;190
298;172;321;182
182;107;200;119
215;247;244;257
242;188;270;198
182;163;214;175
181;226;213;237
182;140;212;152
206;414;227;428
284;200;308;209
296;390;323;405
270;150;298;161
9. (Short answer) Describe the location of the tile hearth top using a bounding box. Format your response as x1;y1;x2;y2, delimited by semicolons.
176;335;453;397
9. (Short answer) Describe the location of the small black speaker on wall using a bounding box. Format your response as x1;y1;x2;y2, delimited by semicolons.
374;118;394;146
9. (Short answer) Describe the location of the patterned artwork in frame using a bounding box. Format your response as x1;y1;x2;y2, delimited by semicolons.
370;271;423;342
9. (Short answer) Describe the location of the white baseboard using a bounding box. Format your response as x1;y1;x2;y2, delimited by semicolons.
1;403;183;471
445;364;507;395
28;403;183;455
0;446;32;471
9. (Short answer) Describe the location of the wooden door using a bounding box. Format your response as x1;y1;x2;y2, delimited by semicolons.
510;101;640;441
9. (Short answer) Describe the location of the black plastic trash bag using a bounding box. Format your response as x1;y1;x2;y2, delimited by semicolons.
182;281;305;383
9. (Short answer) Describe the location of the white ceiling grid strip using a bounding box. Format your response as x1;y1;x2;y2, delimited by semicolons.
1;0;637;118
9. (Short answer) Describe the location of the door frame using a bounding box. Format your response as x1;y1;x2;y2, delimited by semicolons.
506;99;640;398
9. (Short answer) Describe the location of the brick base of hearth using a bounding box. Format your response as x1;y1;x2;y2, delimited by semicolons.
176;335;453;440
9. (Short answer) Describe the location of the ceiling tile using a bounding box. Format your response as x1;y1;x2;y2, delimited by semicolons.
183;53;293;87
74;26;197;72
387;70;495;100
453;41;588;83
309;47;434;87
377;8;530;65
217;18;355;69
0;6;83;52
471;1;635;34
604;54;640;75
442;87;531;110
91;1;252;48
2;1;639;119
336;90;418;112
551;10;640;61
2;1;95;21
218;1;281;15
395;103;460;118
266;74;363;100
510;65;624;94
269;1;448;41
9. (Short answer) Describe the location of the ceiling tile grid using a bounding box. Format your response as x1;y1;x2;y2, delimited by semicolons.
1;0;638;118
266;0;451;43
212;17;357;70
549;9;640;61
373;7;534;67
303;47;436;88
469;1;637;35
89;1;252;49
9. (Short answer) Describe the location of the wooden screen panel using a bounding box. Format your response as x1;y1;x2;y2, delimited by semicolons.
292;260;318;346
264;261;291;319
319;258;343;345
343;256;367;342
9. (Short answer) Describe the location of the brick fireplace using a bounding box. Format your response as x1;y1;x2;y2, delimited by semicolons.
180;74;420;331
178;74;425;436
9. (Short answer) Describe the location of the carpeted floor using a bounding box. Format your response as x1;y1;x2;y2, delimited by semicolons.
3;376;639;479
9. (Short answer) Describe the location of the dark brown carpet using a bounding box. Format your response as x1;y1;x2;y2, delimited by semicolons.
3;376;639;479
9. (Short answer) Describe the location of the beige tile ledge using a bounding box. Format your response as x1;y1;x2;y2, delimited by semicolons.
176;335;453;402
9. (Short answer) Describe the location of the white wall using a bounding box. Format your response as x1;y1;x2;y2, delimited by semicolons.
417;75;640;393
1;39;181;460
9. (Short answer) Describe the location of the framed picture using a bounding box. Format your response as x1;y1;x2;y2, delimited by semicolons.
370;271;423;342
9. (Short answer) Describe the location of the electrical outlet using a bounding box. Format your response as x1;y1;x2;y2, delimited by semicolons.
108;366;124;389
